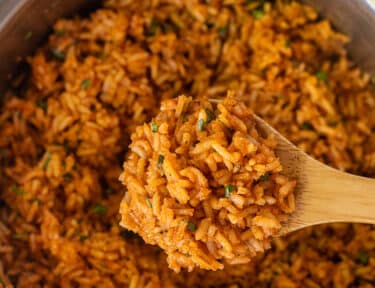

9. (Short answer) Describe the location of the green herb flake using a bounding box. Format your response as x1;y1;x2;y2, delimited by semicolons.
316;71;328;83
301;122;314;131
224;184;236;198
63;173;73;182
14;111;22;119
259;172;271;181
11;185;26;196
146;18;159;36
24;31;32;40
157;155;165;168
284;39;292;48
205;109;215;123
246;0;253;4
92;204;108;216
80;234;89;241
55;29;66;36
252;9;265;19
151;122;158;133
371;75;375;85
81;79;91;90
36;99;47;111
198;119;205;131
42;151;52;170
328;121;338;127
187;221;196;232
31;197;41;204
63;141;71;154
50;48;66;61
13;232;28;240
146;198;153;208
357;251;369;265
217;26;228;39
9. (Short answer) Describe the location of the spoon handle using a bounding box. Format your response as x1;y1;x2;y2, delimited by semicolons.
279;146;375;234
253;115;375;234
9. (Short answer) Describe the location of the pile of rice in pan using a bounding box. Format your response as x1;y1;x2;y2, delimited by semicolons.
120;94;296;272
0;0;374;287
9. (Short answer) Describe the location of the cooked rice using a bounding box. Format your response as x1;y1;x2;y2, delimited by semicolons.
120;94;296;271
0;0;374;287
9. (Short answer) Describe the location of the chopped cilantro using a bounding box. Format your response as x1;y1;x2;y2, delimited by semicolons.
55;29;66;36
11;185;26;196
31;197;41;204
80;234;89;241
146;198;153;208
50;48;66;61
187;221;196;232
198;119;205;131
13;232;28;240
36;100;47;111
316;71;328;83
259;172;271;181
357;251;369;265
42;151;51;170
92;204;108;216
145;18;159;36
224;184;236;198
217;26;228;39
81;79;91;90
301;122;314;130
63;173;73;182
252;9;264;19
205;109;215;123
151;122;158;133
157;155;165;168
24;31;32;40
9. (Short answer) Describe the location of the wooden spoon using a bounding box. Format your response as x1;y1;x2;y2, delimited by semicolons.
253;114;375;235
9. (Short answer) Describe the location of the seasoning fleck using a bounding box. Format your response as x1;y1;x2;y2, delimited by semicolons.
146;18;159;36
36;100;47;111
357;251;369;265
252;9;264;19
284;39;291;47
217;27;228;39
146;198;153;208
301;122;314;131
25;31;32;40
225;184;236;198
205;109;215;123
187;221;196;232
157;155;165;168
92;204;108;216
316;71;328;83
13;232;28;240
198;119;205;131
81;79;91;90
151;122;158;133
51;48;66;61
55;29;66;36
80;234;89;241
11;185;26;196
259;172;270;181
42;151;51;170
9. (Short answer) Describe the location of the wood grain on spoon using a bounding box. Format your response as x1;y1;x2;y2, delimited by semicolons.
253;114;375;235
